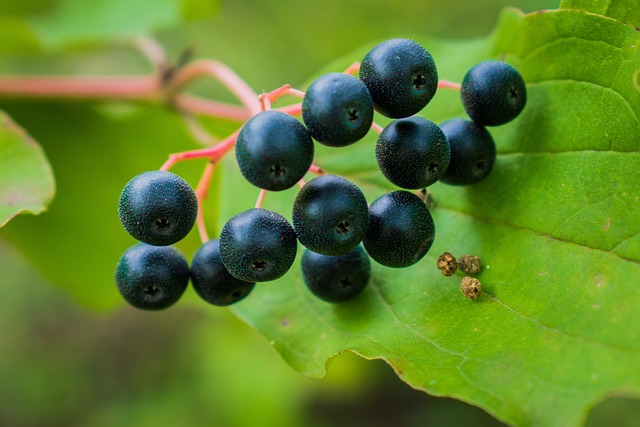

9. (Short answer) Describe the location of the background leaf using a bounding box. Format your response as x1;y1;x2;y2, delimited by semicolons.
0;110;54;226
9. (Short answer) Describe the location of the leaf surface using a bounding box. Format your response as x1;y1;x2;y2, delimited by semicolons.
0;111;54;227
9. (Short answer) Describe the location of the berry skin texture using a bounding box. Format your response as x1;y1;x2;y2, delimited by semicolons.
301;246;371;303
461;61;527;126
363;190;435;268
118;170;198;246
235;110;314;191
302;72;374;147
292;174;369;256
191;239;255;306
115;243;190;310
376;116;450;189
439;119;496;186
360;38;438;119
219;208;297;282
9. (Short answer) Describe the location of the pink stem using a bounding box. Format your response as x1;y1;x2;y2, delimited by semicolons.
277;103;302;116
308;164;325;175
255;189;268;209
259;84;305;111
438;79;462;90
297;178;306;189
194;161;216;243
371;122;384;134
160;129;239;171
169;59;261;115
175;95;251;121
0;76;161;100
343;62;361;75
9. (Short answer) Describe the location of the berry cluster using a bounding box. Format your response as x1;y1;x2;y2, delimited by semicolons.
115;38;526;310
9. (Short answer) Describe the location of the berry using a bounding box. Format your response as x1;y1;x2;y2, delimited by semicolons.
302;72;374;147
376;116;450;189
439;119;496;186
118;170;198;246
191;239;255;306
115;243;189;310
292;174;369;256
301;246;371;303
363;191;435;268
360;38;438;118
461;61;526;126
219;208;297;282
235;110;314;191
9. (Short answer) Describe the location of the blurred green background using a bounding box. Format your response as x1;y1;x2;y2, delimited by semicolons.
1;0;639;426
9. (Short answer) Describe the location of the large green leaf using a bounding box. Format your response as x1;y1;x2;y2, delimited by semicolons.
225;6;639;427
0;110;54;227
1;1;639;426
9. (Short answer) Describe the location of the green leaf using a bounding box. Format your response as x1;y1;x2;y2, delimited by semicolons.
560;0;640;28
224;6;639;427
0;16;42;54
0;110;54;227
26;0;183;48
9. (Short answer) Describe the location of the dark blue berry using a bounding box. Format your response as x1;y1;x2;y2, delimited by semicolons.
363;191;435;268
219;208;297;282
235;110;314;191
360;38;438;119
440;119;496;186
376;116;450;189
191;239;256;306
461;61;526;126
301;246;371;303
118;170;198;246
292;175;369;256
302;72;374;147
115;243;189;310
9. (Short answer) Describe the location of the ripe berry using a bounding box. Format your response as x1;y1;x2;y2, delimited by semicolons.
302;72;374;147
235;110;314;191
118;170;198;246
439;119;496;186
191;239;255;306
115;243;189;310
376;116;450;189
360;38;438;118
292;174;369;256
301;246;371;303
219;208;297;282
461;61;526;126
363;191;435;268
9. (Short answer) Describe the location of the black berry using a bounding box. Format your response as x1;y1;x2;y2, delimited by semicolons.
235;110;314;191
461;61;526;126
363;191;435;268
115;243;190;310
191;239;256;306
302;72;374;147
376;116;450;189
440;119;496;186
360;38;438;118
302;246;371;303
219;208;297;282
292;174;369;256
118;170;198;246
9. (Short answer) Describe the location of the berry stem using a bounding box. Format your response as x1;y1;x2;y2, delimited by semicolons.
160;129;239;171
438;79;462;90
194;161;217;243
370;122;384;134
255;189;268;209
308;164;325;175
132;36;169;76
167;59;262;115
0;76;162;100
174;95;252;121
343;61;361;75
259;84;305;110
